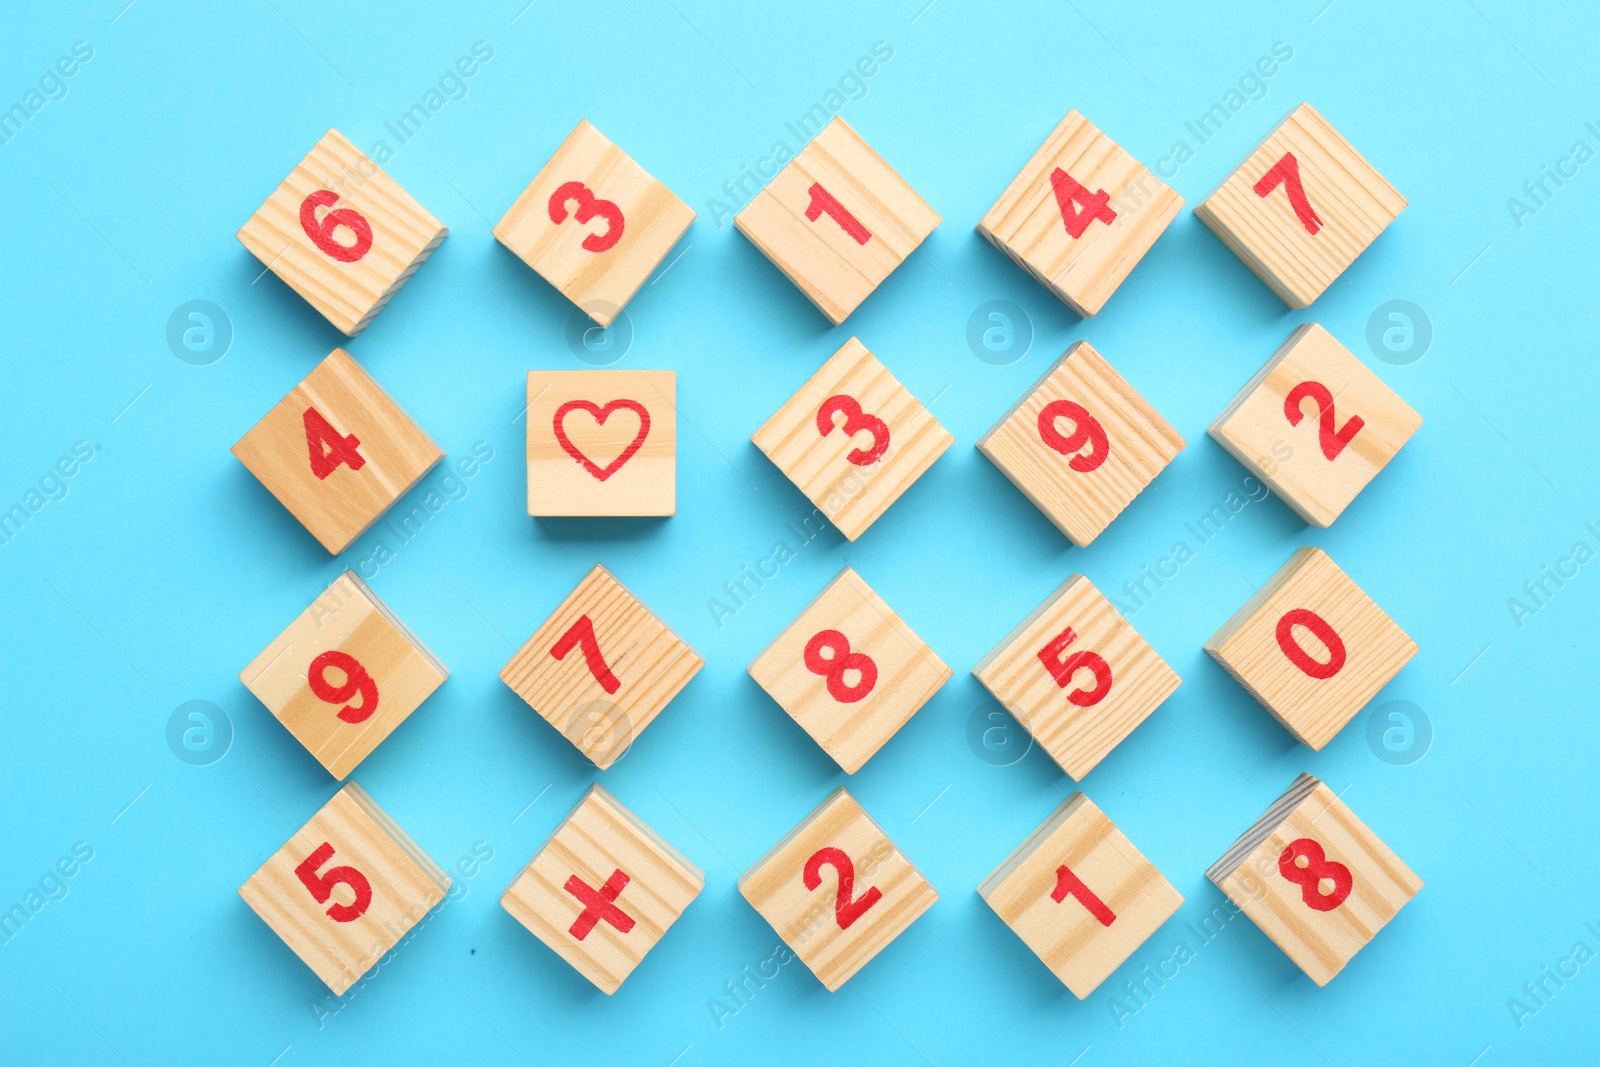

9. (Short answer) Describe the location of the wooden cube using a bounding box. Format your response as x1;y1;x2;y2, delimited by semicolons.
501;784;703;994
1205;547;1416;750
237;130;447;336
239;782;450;994
1194;103;1405;308
1210;323;1421;527
735;117;939;324
977;111;1183;317
241;572;447;779
980;793;1183;998
494;121;695;328
525;370;675;516
232;349;443;554
748;567;951;773
752;337;953;541
977;341;1184;546
974;575;1179;780
739;789;937;991
499;565;702;769
1208;773;1421;985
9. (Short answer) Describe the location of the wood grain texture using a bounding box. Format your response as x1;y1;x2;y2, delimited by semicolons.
979;793;1182;998
739;789;937;992
525;370;675;516
1194;103;1405;308
977;110;1183;317
1204;547;1416;750
734;117;939;324
973;575;1180;780
748;567;950;774
493;120;695;328
237;130;447;336
240;571;447;779
752;337;952;541
1207;774;1421;986
977;341;1184;546
231;348;444;554
501;784;703;994
1210;323;1421;527
499;564;702;769
239;782;450;995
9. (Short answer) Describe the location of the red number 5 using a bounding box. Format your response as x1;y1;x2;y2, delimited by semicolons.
295;842;372;923
1037;625;1113;707
551;615;620;694
299;190;373;262
804;847;882;930
548;181;624;253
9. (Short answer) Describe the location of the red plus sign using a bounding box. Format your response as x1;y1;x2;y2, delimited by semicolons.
564;868;636;941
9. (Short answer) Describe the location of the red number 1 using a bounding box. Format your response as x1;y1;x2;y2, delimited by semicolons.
1253;152;1322;234
805;183;871;245
551;615;620;694
1052;863;1115;926
295;842;372;923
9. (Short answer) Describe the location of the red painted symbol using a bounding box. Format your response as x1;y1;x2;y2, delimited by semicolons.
1276;608;1346;679
1284;380;1364;460
804;847;882;930
550;615;621;694
1037;399;1109;473
1052;863;1116;926
303;406;364;480
565;868;635;940
1278;838;1352;911
299;190;373;262
308;650;379;724
1037;625;1113;707
1253;151;1322;234
805;183;871;245
295;842;372;923
816;395;889;466
552;399;651;481
804;629;877;703
548;180;625;253
1049;168;1117;239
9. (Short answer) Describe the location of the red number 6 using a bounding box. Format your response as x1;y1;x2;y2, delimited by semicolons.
299;190;373;262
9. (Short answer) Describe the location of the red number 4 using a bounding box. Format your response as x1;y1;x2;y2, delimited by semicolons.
551;615;620;694
1253;152;1322;234
1050;168;1117;239
303;407;364;480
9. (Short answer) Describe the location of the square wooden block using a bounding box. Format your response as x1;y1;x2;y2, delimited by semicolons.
501;785;703;994
978;341;1184;546
974;575;1180;780
978;111;1183;317
740;789;937;991
748;567;951;773
752;337;953;541
1208;773;1421;985
525;370;676;517
232;348;443;554
237;130;447;336
239;782;450;994
1205;547;1416;751
735;117;939;324
980;793;1183;998
494;120;695;328
1210;323;1422;527
1195;103;1405;308
499;564;702;769
241;572;448;779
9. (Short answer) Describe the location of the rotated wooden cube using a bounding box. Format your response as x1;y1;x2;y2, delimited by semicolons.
1204;547;1416;750
239;782;450;994
978;110;1183;317
1207;773;1421;985
980;793;1183;997
494;120;695;327
240;571;447;779
1195;103;1405;308
525;370;675;516
1210;323;1421;527
752;337;953;541
977;341;1184;546
238;130;447;336
501;784;703;994
735;117;939;324
974;574;1179;779
499;564;702;769
232;348;443;554
740;788;937;991
748;567;950;773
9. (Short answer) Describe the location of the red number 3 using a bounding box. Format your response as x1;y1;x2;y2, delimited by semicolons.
308;650;380;724
1037;399;1109;472
804;847;882;930
548;181;624;253
817;395;889;466
1284;380;1363;461
299;190;373;262
1278;837;1352;911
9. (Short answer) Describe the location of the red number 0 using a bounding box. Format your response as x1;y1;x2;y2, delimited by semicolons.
1278;838;1352;911
303;407;365;480
295;842;372;923
1275;608;1346;679
548;181;625;253
308;650;380;724
1284;380;1364;461
1052;863;1116;926
1253;152;1322;234
1037;400;1109;472
803;847;882;930
1037;626;1113;707
804;183;871;245
551;615;620;694
817;395;890;466
299;190;373;262
1049;168;1117;239
803;630;878;703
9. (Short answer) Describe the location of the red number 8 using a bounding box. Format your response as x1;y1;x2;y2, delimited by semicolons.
1278;837;1352;911
816;395;890;466
803;630;877;703
1037;400;1109;473
308;650;380;724
299;190;373;263
548;181;625;253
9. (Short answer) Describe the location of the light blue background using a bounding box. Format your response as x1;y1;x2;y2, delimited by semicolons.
1;1;1596;1063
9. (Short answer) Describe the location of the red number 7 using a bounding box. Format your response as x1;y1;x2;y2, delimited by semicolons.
551;615;620;694
1253;151;1322;234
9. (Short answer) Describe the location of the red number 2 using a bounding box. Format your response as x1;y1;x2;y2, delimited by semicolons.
303;407;365;480
803;630;878;703
548;180;625;253
804;847;882;930
1278;838;1352;911
805;183;871;245
817;395;890;466
551;615;620;694
1049;168;1117;240
1052;863;1116;926
308;650;380;724
1253;152;1322;234
1037;626;1113;707
1284;380;1364;460
1037;400;1109;472
295;842;372;923
299;190;373;262
1275;608;1346;679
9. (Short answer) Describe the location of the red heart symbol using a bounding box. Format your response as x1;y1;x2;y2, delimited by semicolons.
552;399;652;482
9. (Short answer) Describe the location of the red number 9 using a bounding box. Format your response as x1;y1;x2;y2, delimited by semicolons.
816;395;890;466
548;181;625;253
308;650;380;724
299;190;373;263
1037;400;1109;472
